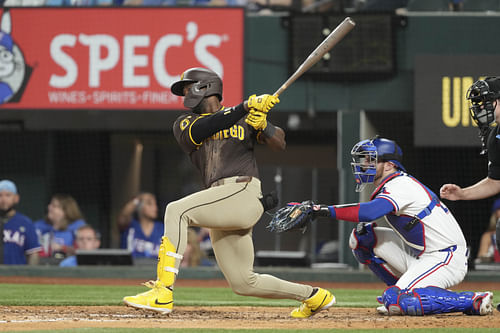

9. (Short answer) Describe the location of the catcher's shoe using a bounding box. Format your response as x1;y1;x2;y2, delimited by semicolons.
290;287;335;318
123;280;173;314
465;292;494;316
375;295;389;315
376;305;389;315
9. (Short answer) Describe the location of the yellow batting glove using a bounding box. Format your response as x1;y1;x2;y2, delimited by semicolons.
245;109;268;131
247;94;280;113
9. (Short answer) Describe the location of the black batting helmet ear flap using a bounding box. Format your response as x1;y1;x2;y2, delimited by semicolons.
171;68;223;109
183;81;207;109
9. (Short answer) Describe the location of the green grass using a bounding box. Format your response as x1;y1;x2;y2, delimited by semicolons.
0;283;383;307
1;284;499;333
0;284;498;308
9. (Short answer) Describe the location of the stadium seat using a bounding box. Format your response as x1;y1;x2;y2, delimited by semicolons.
406;0;450;11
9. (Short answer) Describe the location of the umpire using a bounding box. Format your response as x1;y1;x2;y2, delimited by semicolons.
123;67;334;318
440;76;500;253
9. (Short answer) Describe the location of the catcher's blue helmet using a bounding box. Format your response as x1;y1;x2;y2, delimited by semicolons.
350;136;405;192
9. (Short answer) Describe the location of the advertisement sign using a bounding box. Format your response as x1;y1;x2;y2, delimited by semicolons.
414;54;500;147
0;8;244;109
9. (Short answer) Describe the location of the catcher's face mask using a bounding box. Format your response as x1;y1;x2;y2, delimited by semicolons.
350;139;378;192
467;79;499;129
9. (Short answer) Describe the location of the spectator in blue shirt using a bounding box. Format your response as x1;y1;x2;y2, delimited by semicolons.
60;224;101;267
0;179;40;265
118;192;163;258
34;194;86;260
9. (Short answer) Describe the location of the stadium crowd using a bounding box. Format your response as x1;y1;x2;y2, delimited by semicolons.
2;0;498;13
0;178;214;267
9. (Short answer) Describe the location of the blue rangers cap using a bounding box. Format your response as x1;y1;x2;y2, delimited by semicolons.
0;179;17;194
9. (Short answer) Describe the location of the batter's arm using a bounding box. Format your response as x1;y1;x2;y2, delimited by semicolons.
190;104;248;143
259;124;286;151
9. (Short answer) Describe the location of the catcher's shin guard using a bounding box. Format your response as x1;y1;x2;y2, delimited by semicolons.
382;286;494;316
349;223;398;286
157;236;183;287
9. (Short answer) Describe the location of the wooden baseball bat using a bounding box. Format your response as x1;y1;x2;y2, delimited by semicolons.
274;17;356;97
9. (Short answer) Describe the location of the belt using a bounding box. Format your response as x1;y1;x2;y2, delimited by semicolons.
210;176;252;188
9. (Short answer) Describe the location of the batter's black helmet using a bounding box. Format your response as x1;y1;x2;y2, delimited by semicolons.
171;67;223;109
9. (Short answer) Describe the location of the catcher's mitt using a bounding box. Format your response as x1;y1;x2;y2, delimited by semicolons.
267;201;314;233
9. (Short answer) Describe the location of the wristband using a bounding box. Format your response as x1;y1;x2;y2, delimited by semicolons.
262;122;276;138
329;206;336;219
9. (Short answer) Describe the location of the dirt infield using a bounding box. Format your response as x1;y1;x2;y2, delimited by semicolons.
2;305;499;331
1;277;499;331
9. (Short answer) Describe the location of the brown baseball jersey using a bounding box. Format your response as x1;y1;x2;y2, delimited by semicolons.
173;107;260;188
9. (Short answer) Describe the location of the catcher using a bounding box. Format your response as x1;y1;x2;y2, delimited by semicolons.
269;136;494;316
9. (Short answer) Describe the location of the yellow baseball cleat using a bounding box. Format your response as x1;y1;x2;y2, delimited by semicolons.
123;280;173;314
290;287;335;318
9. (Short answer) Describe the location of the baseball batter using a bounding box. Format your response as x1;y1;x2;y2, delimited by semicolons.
288;137;493;316
123;67;334;318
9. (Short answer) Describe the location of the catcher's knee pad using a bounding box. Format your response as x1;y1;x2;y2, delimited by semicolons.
157;236;183;287
349;222;377;262
383;286;476;316
349;223;397;286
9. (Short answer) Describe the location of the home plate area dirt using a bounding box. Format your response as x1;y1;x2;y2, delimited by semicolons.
0;278;499;331
1;305;499;331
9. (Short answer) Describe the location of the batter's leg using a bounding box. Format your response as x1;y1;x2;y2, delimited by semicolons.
163;179;264;269
122;235;178;313
210;228;312;300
